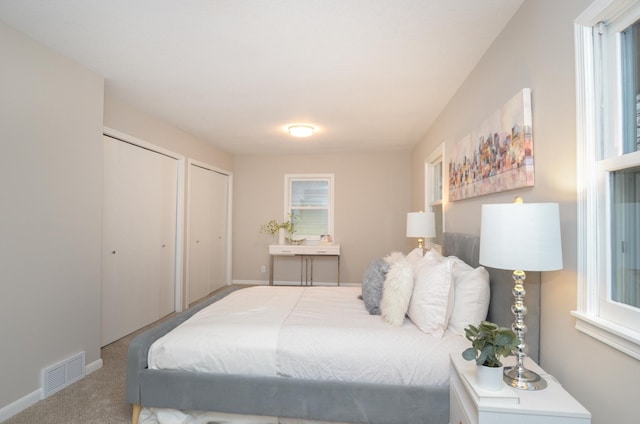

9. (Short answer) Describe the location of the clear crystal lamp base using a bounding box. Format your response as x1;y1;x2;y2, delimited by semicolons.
504;364;547;390
504;270;548;390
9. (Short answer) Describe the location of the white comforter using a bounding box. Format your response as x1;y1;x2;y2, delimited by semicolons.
148;286;467;386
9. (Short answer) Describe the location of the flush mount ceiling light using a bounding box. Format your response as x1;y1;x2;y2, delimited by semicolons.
287;124;316;138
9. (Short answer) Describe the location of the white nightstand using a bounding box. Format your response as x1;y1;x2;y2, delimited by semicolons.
450;354;591;424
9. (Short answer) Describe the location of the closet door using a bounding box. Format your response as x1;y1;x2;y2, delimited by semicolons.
187;165;211;303
102;136;178;346
188;164;228;304
208;169;228;293
138;146;177;325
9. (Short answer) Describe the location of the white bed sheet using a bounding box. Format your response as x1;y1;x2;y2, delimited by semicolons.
277;286;467;385
148;285;467;387
148;286;304;375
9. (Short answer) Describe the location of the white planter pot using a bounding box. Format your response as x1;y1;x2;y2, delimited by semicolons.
476;364;504;391
278;228;286;245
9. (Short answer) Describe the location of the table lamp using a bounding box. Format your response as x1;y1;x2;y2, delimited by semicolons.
479;200;563;390
406;211;436;249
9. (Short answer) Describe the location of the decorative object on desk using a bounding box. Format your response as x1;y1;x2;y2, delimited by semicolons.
462;321;518;391
259;213;297;245
406;211;435;249
286;237;306;245
479;199;562;390
320;234;333;245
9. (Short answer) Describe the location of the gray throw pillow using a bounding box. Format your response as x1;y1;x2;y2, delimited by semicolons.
362;258;390;315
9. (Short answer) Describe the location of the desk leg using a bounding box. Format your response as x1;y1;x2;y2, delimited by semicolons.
304;256;311;286
300;256;304;285
269;255;274;286
337;255;340;286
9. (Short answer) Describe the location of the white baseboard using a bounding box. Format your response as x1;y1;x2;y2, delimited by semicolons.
0;389;41;423
231;280;268;286
85;358;103;375
0;358;103;422
232;279;359;287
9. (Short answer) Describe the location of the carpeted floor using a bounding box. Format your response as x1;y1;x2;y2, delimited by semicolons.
4;286;243;424
4;330;136;424
1;285;261;423
7;289;237;424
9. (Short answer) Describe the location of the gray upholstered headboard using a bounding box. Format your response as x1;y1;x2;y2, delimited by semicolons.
442;232;541;362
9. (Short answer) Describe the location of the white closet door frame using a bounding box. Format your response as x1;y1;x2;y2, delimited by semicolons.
103;126;186;312
185;158;233;309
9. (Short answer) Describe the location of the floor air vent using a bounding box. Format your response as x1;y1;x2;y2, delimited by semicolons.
42;351;85;398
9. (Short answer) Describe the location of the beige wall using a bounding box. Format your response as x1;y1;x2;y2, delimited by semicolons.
0;21;234;413
233;152;411;285
0;22;103;409
103;94;233;171
410;0;639;422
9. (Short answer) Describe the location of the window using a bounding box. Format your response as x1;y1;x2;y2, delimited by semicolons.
574;0;640;359
284;174;334;240
425;143;445;247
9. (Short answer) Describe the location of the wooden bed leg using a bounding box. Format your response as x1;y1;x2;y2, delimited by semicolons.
132;404;142;424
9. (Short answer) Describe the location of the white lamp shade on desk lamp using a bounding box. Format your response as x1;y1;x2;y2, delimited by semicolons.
406;211;435;249
479;202;563;271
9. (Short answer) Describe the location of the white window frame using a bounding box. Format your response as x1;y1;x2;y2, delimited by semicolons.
573;0;640;360
284;174;334;240
425;143;445;249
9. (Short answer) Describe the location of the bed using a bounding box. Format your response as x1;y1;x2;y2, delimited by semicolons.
126;232;541;424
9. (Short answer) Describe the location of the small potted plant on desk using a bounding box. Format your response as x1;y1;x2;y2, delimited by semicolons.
462;321;519;391
259;213;300;245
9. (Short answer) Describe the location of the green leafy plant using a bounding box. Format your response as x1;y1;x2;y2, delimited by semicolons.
462;321;519;368
259;213;297;237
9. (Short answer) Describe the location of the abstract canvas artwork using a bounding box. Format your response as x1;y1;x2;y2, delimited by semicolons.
448;88;534;201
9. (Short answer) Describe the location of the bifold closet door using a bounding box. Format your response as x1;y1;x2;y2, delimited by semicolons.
102;136;178;346
188;165;228;304
208;169;228;294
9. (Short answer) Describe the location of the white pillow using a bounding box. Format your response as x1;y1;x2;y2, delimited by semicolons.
424;248;444;262
406;247;424;266
427;249;456;323
383;251;405;266
407;254;454;337
447;257;490;336
380;259;414;326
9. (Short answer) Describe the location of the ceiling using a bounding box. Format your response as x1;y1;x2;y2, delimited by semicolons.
0;0;524;155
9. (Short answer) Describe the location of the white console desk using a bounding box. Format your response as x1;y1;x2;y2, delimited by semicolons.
268;244;341;286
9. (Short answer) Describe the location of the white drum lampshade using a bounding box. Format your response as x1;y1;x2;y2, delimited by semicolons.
406;211;436;249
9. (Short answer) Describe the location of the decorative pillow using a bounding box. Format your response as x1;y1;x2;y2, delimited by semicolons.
419;248;454;323
383;251;405;266
380;258;414;326
424;248;445;262
447;257;490;335
407;254;454;337
405;247;424;266
361;258;390;315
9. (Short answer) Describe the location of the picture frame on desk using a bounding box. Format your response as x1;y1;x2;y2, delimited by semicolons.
320;234;333;245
